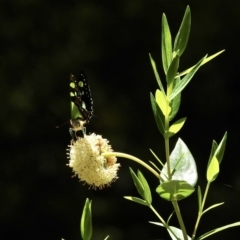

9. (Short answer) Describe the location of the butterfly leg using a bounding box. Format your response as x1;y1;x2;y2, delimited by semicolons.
81;127;86;136
69;128;77;141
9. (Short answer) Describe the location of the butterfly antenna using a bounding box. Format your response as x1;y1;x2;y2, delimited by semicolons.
55;120;69;129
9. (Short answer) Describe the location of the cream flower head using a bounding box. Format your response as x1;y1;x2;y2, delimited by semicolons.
67;133;120;189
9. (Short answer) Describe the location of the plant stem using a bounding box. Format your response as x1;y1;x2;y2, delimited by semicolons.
102;152;163;181
172;200;188;240
149;205;179;239
192;181;211;239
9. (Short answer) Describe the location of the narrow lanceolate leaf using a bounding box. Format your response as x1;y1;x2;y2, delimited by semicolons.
206;132;227;182
124;196;149;206
150;93;165;135
215;131;227;164
207;140;218;167
149;54;166;95
161;13;172;74
137;170;152;204
173;5;191;56
129;168;144;198
197;222;240;240
155;89;170;116
167;117;187;138
166;54;179;85
81;199;92;240
202;202;224;215
176;50;225;78
169;77;181;121
170;55;206;100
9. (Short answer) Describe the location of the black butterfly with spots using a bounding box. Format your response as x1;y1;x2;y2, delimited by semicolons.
69;70;93;138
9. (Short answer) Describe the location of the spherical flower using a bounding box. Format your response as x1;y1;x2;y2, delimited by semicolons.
67;133;120;189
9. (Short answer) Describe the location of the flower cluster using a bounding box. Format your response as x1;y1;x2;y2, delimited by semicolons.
67;133;120;189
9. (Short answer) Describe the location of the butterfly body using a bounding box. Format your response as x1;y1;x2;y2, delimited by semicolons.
70;71;93;137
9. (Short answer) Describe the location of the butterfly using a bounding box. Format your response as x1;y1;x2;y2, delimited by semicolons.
69;70;93;139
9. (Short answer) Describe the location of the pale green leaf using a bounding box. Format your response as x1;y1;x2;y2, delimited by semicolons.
156;180;195;201
155;89;170;116
160;138;198;186
167;117;187;138
206;156;219;182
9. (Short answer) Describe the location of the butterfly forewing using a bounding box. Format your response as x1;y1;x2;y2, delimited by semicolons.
69;71;94;131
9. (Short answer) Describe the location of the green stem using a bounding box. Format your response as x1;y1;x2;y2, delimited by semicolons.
102;152;163;181
149;205;179;240
172;200;188;240
165;137;171;180
192;181;211;239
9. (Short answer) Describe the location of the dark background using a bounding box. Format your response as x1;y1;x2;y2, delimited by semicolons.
1;0;240;239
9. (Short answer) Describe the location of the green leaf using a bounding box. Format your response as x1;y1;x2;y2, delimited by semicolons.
202;202;224;215
173;6;191;57
124;196;149;206
137;170;152;204
170;55;206;100
149;222;191;240
160;138;198;186
167;226;191;240
196;222;240;240
155;89;170;116
149;54;166;95
150;93;165;135
166;54;179;85
166;117;187;138
156;180;195;201
206;156;219;182
161;13;172;74
207;140;218;167
176;50;225;78
215;131;227;164
129;168;144;198
169;77;181;121
81;198;92;240
206;132;227;182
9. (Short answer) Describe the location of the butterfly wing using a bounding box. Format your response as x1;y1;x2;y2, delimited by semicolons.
70;71;93;131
